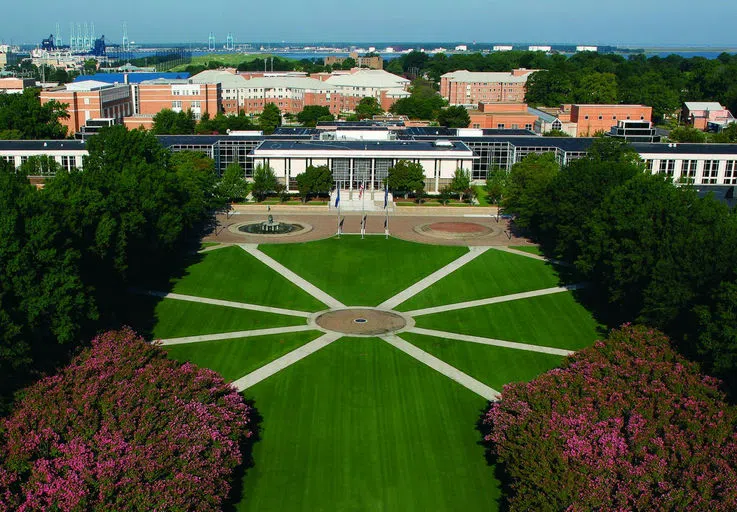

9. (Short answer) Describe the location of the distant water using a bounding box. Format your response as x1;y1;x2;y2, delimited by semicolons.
643;51;736;59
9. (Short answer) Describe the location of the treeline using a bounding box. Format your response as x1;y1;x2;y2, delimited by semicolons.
502;139;737;393
387;50;737;122
182;55;350;77
0;89;69;139
0;126;223;412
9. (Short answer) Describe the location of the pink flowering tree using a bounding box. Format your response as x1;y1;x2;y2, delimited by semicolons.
0;328;254;511
482;325;737;511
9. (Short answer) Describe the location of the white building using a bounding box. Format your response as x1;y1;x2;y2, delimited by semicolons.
576;46;598;52
528;45;552;52
493;45;514;52
323;69;410;100
455;45;468;52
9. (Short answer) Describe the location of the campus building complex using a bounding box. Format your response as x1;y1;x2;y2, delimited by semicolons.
440;69;536;106
526;104;653;137
3;128;736;206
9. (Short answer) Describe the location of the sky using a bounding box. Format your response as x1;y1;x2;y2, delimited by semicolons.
2;0;737;47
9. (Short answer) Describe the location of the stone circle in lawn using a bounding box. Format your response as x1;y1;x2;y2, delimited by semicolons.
314;308;410;336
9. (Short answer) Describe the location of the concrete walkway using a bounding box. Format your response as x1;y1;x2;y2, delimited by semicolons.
382;334;500;401
142;290;313;318
157;325;315;346
239;244;346;309
490;246;572;267
378;247;489;310
408;327;574;356
232;332;342;391
405;283;588;317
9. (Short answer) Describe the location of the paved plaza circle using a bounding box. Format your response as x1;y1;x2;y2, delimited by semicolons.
414;221;496;240
314;308;411;336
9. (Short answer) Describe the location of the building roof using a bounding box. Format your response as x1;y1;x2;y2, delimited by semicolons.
139;78;191;85
0;140;87;151
189;70;250;88
253;139;472;153
324;69;409;89
65;80;116;91
73;72;190;84
528;106;558;123
684;102;725;111
440;69;535;83
236;76;340;91
632;142;737;155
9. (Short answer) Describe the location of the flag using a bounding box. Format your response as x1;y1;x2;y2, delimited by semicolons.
362;215;367;228
384;218;388;229
339;217;345;230
358;182;364;200
334;187;340;208
383;183;389;209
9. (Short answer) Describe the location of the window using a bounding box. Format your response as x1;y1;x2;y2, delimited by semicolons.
658;159;675;176
612;115;617;120
702;160;719;184
61;155;74;172
584;115;589;120
472;123;480;129
191;100;201;108
84;97;90;105
525;124;533;130
497;123;505;129
645;160;654;172
681;160;697;183
598;115;603;120
724;160;737;184
172;100;182;109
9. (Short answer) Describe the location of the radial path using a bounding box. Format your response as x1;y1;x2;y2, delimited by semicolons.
231;332;342;391
158;325;315;346
239;244;345;309
142;290;313;318
378;247;489;310
381;334;501;401
405;283;588;317
407;327;574;356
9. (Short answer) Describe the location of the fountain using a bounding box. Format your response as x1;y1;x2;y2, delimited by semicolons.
238;214;304;235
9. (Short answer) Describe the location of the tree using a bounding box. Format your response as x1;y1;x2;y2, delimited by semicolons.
0;328;255;511
483;325;737;512
0;89;68;139
251;163;279;201
485;167;510;205
82;58;98;75
525;69;574;106
152;109;196;135
574;72;618;104
170;151;224;216
437;106;471;128
502;152;559;232
710;123;737;143
340;57;357;70
18;155;63;176
296;105;334;127
668;125;707;143
542;129;570;137
295;165;333;202
449;168;471;200
354;97;383;120
386;160;425;197
217;163;249;202
390;79;446;120
438;186;453;205
259;103;282;134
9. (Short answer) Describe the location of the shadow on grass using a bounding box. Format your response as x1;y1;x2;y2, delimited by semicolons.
224;397;264;512
476;403;511;512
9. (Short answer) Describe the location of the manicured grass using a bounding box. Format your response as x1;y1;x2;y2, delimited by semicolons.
200;242;220;250
413;292;603;351
509;245;543;256
165;330;323;382
151;299;306;339
396;249;562;311
172;53;294;70
472;185;490;206
400;332;564;390
236;338;500;511
259;237;468;306
171;245;326;311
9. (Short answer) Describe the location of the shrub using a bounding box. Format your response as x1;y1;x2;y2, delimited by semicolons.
0;328;254;511
482;325;737;511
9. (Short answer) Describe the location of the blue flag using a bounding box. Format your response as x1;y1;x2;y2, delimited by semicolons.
335;187;340;208
383;183;388;209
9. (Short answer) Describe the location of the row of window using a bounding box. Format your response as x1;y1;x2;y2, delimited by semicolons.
583;115;645;121
650;159;737;184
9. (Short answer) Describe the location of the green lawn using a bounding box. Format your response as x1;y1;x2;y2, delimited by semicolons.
151;299;306;339
400;332;564;390
172;53;294;70
472;186;490;206
413;292;603;351
259;237;468;306
396;249;562;311
236;338;500;511
170;245;326;312
165;330;323;382
509;245;543;256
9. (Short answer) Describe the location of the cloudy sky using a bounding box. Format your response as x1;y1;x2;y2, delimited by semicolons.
2;0;736;47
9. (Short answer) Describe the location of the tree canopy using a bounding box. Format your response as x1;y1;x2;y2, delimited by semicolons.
386;160;425;195
251;163;280;200
295;165;333;202
354;97;383;120
0;328;254;511
0;89;68;139
437;106;471;128
259;103;282;134
483;325;737;511
217;162;249;202
296;105;334;127
152;109;197;135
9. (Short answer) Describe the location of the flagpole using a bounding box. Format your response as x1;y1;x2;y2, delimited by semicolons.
335;186;341;238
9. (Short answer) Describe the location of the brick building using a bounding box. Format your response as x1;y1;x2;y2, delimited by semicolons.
683;102;736;131
0;77;35;94
40;80;133;134
440;69;536;105
468;103;538;130
570;104;652;136
324;51;384;70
